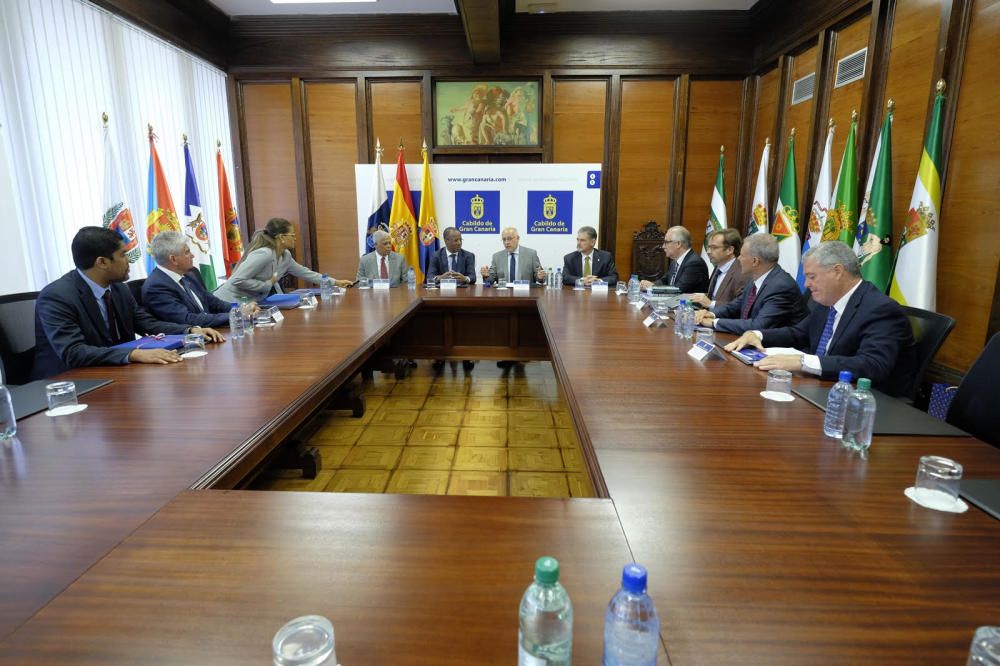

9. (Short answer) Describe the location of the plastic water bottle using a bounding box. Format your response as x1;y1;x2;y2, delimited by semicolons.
547;268;555;288
229;304;245;340
677;299;694;339
519;556;572;666
240;296;254;336
823;371;853;438
555;267;562;287
0;385;16;440
627;275;641;304
407;267;417;290
603;563;659;666
320;274;334;301
843;377;877;452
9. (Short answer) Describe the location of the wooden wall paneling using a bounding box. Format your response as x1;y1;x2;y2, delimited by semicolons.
601;75;623;255
935;0;1000;371
226;76;251;245
305;81;362;279
751;0;871;68
751;66;780;231
733;76;758;232
542;72;554;163
803;32;836;228
241;82;299;236
668;74;691;227
290;78;315;271
552;79;608;163
356;76;370;163
680;80;742;251
991;257;1000;341
827;16;873;173
768;57;794;213
857;0;897;177
783;44;820;216
883;0;942;263
932;0;974;185
615;79;675;276
370;80;423;164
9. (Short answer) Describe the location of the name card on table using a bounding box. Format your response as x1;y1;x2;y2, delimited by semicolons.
440;278;458;292
643;312;667;328
373;279;390;291
591;282;609;295
512;280;531;293
687;340;726;362
271;308;285;323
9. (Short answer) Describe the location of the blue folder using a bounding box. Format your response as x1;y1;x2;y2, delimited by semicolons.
259;294;302;309
113;335;185;351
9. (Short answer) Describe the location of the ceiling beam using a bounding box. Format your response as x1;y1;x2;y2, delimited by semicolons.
455;0;501;64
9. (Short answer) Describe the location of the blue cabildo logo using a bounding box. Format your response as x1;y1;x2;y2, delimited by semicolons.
527;191;573;234
455;191;500;234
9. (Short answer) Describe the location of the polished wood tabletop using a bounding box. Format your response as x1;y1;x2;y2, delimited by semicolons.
2;285;999;664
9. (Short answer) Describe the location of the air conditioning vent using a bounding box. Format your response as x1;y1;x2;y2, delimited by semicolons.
791;72;815;105
835;47;867;88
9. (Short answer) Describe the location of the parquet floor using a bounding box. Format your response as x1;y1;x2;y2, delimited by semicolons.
250;361;595;498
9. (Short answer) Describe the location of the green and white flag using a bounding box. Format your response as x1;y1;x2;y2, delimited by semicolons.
773;131;800;277
799;120;834;290
891;82;946;310
824;113;859;245
747;140;770;236
855;102;894;292
701;146;727;270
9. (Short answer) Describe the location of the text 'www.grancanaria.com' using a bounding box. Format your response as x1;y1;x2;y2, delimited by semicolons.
446;177;509;183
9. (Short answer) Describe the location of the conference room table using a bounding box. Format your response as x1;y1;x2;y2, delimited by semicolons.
1;285;999;664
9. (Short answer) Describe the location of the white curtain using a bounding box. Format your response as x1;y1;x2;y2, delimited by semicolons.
0;0;235;294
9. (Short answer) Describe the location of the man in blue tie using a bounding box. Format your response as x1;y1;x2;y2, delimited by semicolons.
143;231;245;328
725;241;915;395
426;227;476;284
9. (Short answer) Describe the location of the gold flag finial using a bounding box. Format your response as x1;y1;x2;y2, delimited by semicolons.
790;127;796;138
828;117;835;129
216;139;222;149
398;137;404;151
421;138;428;158
375;137;383;158
182;133;188;145
101;112;108;126
887;98;895;112
720;145;725;154
936;79;946;93
765;137;770;146
851;109;858;122
147;124;154;140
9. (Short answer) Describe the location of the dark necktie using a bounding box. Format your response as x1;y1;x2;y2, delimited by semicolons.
668;262;679;286
181;277;203;312
101;290;121;341
740;283;758;319
816;307;838;357
380;256;389;279
509;252;516;281
707;268;721;298
450;253;457;272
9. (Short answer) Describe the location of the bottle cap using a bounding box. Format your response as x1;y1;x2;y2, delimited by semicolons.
857;378;872;390
838;370;853;382
322;273;329;278
534;556;560;584
621;563;648;594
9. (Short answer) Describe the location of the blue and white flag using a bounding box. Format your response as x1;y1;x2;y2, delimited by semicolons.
799;122;834;290
182;137;216;290
366;138;390;254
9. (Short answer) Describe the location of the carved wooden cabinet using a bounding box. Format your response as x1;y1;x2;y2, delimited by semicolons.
631;221;666;282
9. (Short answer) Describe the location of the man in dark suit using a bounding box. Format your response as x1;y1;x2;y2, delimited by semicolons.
561;226;618;286
726;241;915;395
143;231;237;328
32;227;223;380
695;233;807;334
690;228;750;309
426;227;476;284
639;225;709;293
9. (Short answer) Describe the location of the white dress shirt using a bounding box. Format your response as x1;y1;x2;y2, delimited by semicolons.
708;257;737;306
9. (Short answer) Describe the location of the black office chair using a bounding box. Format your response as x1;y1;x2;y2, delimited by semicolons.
127;278;146;306
898;305;956;402
946;333;1000;448
0;291;40;385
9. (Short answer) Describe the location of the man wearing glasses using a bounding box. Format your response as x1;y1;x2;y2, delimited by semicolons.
639;225;709;293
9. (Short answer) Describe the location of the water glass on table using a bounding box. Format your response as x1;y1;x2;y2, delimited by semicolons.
695;326;715;345
45;381;78;416
967;626;1000;665
616;280;627;295
914;455;963;510
273;615;336;666
181;333;206;356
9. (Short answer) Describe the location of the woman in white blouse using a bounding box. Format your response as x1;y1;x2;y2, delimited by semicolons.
214;217;350;302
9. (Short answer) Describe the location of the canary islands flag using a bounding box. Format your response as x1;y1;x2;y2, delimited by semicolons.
366;139;390;254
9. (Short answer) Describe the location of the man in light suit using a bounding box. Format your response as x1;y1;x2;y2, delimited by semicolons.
561;226;619;286
689;228;750;309
426;227;476;284
480;227;546;285
143;231;240;328
726;241;915;395
32;227;223;380
639;225;709;293
356;230;409;286
695;233;807;334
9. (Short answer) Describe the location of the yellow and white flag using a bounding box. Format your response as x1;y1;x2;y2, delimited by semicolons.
890;82;945;311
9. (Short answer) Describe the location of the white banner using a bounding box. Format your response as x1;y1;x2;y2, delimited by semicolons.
354;163;602;272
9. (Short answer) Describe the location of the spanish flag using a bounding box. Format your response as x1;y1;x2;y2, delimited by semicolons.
388;143;421;283
144;125;181;274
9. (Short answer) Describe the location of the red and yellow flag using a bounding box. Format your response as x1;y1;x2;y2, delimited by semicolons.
144;125;181;273
388;143;421;282
216;144;243;276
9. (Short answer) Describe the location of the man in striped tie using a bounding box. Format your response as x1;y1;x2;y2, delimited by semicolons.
725;241;915;395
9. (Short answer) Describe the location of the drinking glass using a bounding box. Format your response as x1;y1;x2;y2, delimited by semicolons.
273;615;336;666
914;455;963;508
695;327;715;345
616;281;627;294
765;369;792;395
182;333;206;355
45;381;78;415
